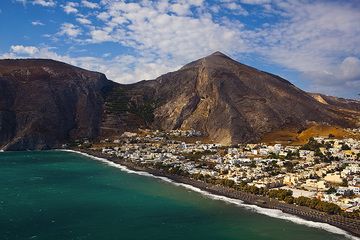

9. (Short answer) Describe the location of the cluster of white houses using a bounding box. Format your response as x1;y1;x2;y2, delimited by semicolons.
97;130;360;212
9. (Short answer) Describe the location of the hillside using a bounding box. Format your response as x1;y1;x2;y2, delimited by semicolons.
118;52;360;144
1;53;360;150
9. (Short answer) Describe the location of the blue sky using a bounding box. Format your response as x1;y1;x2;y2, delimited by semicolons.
1;0;360;99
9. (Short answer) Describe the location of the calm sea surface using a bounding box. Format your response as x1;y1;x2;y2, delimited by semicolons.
0;151;352;240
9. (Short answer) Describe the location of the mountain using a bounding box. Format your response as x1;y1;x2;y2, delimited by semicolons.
310;93;360;112
1;53;359;150
113;52;360;144
0;59;113;150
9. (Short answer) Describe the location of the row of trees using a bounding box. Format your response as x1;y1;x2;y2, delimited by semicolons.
151;159;357;218
268;189;293;202
192;176;354;216
295;196;341;214
257;189;342;215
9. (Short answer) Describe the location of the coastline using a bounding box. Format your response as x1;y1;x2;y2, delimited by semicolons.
64;149;360;239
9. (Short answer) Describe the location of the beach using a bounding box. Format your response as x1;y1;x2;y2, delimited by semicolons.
71;148;360;239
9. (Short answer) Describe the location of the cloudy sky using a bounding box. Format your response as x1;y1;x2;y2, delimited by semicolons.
1;0;360;98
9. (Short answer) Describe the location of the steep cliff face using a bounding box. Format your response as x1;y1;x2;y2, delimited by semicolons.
0;59;112;150
126;52;357;144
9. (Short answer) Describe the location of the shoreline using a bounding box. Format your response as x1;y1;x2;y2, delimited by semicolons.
66;149;360;239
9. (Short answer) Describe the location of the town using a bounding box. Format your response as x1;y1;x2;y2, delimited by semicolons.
70;128;360;217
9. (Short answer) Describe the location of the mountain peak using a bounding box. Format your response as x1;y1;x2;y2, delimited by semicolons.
208;51;229;57
181;51;234;70
204;51;234;61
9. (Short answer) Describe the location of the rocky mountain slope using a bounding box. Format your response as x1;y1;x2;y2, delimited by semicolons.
1;53;359;150
0;59;113;150
120;52;359;144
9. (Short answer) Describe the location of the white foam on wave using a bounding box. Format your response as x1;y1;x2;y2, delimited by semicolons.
61;149;359;240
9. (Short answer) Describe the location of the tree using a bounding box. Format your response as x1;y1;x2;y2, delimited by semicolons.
295;196;311;206
341;144;351;150
323;203;341;214
268;152;279;159
250;160;256;168
283;161;294;172
268;189;292;201
326;187;336;194
314;148;324;158
341;178;348;187
284;196;295;204
301;137;323;151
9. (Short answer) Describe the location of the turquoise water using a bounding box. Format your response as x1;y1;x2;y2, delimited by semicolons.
0;151;351;240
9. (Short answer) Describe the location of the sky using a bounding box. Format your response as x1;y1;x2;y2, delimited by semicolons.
1;0;360;99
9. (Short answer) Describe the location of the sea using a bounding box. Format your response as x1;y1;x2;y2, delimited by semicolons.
0;151;357;240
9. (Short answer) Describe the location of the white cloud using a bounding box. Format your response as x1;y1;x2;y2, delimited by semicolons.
86;1;247;66
1;46;176;83
31;20;44;26
240;0;271;4
97;11;110;21
340;57;360;81
33;0;56;7
81;0;99;9
170;3;191;15
76;17;91;25
8;0;360;97
221;1;249;16
245;1;360;95
10;45;39;55
308;56;360;95
89;29;114;43
62;2;78;14
58;23;82;37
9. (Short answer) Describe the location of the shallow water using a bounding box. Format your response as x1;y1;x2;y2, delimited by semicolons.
0;151;353;240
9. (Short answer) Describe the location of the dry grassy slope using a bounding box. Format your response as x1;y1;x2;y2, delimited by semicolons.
261;124;360;145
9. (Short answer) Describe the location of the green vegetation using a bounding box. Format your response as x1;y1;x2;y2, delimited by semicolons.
328;133;335;138
249;160;256;168
326;187;337;194
341;144;351;150
186;174;355;217
286;150;299;160
106;87;129;113
168;166;186;175
300;137;340;163
283;161;295;172
284;196;295;204
128;99;157;124
268;152;279;159
215;179;235;188
181;150;214;161
268;189;293;201
138;160;359;218
106;87;157;125
295;196;341;214
300;137;323;151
